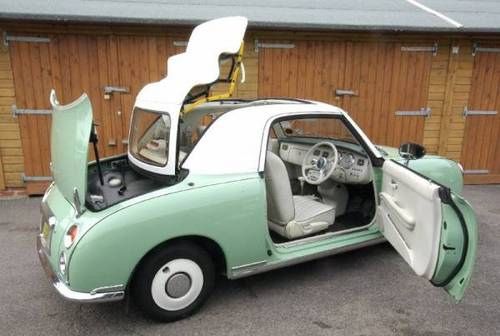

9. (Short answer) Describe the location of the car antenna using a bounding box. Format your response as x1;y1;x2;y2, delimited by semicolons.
89;122;104;186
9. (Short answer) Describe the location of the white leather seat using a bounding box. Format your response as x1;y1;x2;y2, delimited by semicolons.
265;151;336;239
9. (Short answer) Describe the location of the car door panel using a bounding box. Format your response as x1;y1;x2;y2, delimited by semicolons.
378;160;477;301
378;160;442;279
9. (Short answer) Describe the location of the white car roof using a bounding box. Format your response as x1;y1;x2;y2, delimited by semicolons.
182;101;373;175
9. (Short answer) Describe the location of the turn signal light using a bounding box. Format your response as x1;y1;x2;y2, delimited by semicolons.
64;224;79;249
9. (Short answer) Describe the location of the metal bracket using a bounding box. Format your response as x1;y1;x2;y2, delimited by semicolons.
463;106;497;117
472;43;500;56
3;32;50;47
103;86;129;99
401;42;438;56
103;86;129;94
12;105;51;117
254;39;295;53
463;169;489;175
335;89;357;97
395;107;431;117
22;174;53;182
173;41;188;47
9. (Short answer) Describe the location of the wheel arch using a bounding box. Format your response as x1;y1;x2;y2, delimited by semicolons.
127;235;227;291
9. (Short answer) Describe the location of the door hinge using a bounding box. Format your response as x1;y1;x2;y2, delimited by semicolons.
335;89;358;97
472;43;500;56
11;105;51;117
463;106;497;117
254;39;295;53
103;86;129;100
22;174;53;182
173;41;188;47
401;43;438;56
463;169;489;175
3;32;50;47
395;107;431;117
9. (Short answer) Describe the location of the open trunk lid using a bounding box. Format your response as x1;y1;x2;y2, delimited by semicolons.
49;90;92;213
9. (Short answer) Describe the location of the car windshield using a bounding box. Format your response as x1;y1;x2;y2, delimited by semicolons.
278;118;359;145
129;108;171;167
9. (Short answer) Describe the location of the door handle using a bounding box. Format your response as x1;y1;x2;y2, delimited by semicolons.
390;180;398;190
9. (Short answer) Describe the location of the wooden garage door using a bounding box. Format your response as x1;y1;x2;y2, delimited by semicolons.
8;33;185;194
258;40;433;147
460;45;500;184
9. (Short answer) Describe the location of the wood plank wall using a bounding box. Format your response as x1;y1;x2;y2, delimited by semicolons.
0;24;497;190
0;31;24;189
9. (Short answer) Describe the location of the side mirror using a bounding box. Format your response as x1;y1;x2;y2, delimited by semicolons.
399;142;426;160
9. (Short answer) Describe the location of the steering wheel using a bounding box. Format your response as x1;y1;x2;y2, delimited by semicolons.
301;141;339;185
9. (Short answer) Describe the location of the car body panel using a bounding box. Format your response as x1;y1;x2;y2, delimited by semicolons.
378;159;476;301
49;91;93;210
67;173;269;292
432;193;477;301
128;16;247;176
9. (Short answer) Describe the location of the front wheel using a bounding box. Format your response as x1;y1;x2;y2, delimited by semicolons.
132;242;215;322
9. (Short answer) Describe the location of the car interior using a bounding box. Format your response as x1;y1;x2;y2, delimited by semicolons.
264;117;377;243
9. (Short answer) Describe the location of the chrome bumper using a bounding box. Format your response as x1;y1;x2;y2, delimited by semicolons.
36;235;125;303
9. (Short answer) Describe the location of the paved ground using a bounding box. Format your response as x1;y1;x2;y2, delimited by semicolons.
0;185;499;336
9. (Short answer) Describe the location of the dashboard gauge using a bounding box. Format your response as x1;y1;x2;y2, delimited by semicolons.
313;149;321;156
339;152;355;169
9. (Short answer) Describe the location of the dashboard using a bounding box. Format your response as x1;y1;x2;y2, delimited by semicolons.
278;141;372;184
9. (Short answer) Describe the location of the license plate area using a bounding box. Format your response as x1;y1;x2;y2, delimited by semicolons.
40;202;55;255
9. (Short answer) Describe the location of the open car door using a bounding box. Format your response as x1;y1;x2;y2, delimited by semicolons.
377;160;477;301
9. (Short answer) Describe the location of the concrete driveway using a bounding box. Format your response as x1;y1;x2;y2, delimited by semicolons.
0;185;498;336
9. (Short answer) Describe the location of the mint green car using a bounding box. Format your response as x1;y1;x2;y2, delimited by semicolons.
37;17;477;322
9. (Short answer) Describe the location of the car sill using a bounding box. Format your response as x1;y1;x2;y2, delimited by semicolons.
230;236;386;279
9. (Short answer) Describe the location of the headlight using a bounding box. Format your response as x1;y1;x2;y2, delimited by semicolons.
59;251;67;274
63;224;79;249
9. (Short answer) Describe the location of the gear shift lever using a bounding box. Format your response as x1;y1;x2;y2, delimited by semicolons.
298;176;306;195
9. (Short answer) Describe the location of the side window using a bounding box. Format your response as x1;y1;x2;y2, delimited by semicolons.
281;118;356;142
129;108;171;167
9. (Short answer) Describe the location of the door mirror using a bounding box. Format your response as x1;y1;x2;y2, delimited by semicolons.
399;142;426;160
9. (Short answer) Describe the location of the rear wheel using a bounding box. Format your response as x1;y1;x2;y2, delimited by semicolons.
132;242;215;322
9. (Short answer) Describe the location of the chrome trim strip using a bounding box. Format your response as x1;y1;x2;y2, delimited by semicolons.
90;284;125;295
231;260;267;271
37;236;125;303
230;237;386;279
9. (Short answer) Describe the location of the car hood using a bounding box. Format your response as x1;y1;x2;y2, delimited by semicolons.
50;90;93;212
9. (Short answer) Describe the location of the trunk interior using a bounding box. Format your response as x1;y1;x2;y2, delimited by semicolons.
85;155;165;211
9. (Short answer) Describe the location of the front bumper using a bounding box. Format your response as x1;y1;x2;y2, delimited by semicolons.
36;235;124;303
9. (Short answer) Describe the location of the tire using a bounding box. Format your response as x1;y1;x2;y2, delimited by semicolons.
132;242;215;322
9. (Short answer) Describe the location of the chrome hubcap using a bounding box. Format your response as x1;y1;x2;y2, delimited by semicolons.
165;272;191;298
